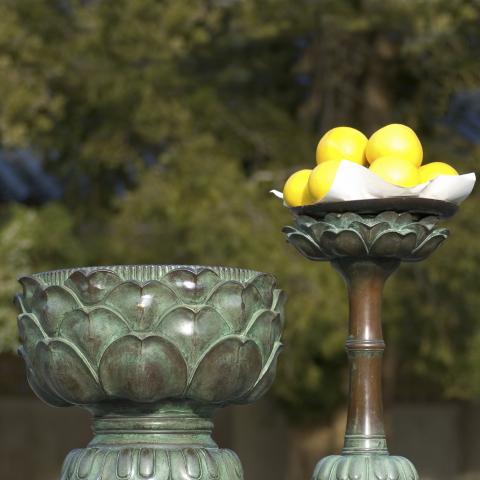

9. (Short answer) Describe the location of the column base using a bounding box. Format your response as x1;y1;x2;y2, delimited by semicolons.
313;454;419;480
60;446;243;480
59;405;243;480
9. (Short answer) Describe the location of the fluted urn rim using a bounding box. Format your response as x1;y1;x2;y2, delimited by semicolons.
27;264;265;286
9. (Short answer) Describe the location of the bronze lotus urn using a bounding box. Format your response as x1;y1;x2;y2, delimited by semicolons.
16;265;285;480
284;198;454;480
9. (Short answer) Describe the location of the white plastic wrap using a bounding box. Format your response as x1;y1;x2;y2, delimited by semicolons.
272;161;476;205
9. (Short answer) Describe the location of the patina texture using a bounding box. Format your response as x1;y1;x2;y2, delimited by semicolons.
61;446;243;480
313;454;419;480
16;264;285;480
283;211;448;261
335;258;398;456
284;208;448;480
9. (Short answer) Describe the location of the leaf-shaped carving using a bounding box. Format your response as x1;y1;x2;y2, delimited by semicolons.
351;221;373;240
36;339;103;404
29;286;79;336
61;446;244;480
167;449;202;480
284;230;324;260
59;308;130;366
78;448;105;478
188;337;262;403
336;455;363;479
285;212;448;262
369;231;417;258
17;313;46;359
206;282;245;332
321;230;368;257
419;216;441;231
18;276;43;313
378;211;413;226
407;224;430;245
245;310;281;362
163;269;220;304
248;274;276;308
392;457;418;479
240;342;283;403
308;221;330;239
411;232;447;260
241;284;265;324
371;455;391;480
66;270;121;304
200;449;221;479
159;306;230;366
16;265;284;408
223;450;243;479
94;448;120;477
313;455;419;480
313;455;338;479
98;335;187;402
365;222;389;244
18;347;68;407
272;290;287;317
332;455;351;479
104;281;178;330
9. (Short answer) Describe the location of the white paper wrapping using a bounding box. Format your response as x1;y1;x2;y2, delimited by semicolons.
272;161;476;205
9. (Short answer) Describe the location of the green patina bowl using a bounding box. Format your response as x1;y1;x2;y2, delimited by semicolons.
16;265;285;410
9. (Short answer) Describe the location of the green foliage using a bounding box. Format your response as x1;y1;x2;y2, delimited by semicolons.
0;203;84;352
0;0;480;422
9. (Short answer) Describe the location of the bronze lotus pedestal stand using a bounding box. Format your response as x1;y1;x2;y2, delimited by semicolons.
284;198;456;480
16;265;285;480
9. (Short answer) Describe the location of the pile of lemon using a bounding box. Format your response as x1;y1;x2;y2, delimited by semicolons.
283;124;459;207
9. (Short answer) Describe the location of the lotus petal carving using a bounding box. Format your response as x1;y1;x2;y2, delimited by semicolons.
104;281;178;330
240;341;283;403
18;347;68;407
16;265;284;408
18;313;46;359
159;306;230;365
206;282;246;332
59;308;130;365
61;445;243;480
313;454;419;480
65;270;122;304
98;335;187;402
36;339;103;404
163;269;221;304
188;337;263;402
284;212;448;262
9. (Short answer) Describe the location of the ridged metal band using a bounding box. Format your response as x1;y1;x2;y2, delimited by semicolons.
30;264;264;286
343;434;389;455
94;414;214;435
345;338;386;354
91;413;217;448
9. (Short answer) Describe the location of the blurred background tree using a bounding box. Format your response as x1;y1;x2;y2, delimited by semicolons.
0;0;480;423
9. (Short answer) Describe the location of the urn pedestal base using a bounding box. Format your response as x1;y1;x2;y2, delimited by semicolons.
60;407;243;480
313;454;419;480
61;446;242;480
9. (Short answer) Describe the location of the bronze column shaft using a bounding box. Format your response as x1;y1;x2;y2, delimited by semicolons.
333;257;400;454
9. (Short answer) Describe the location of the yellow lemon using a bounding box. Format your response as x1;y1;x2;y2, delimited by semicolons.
366;124;423;167
418;162;458;183
283;169;315;207
369;156;419;188
308;160;341;201
316;126;368;166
